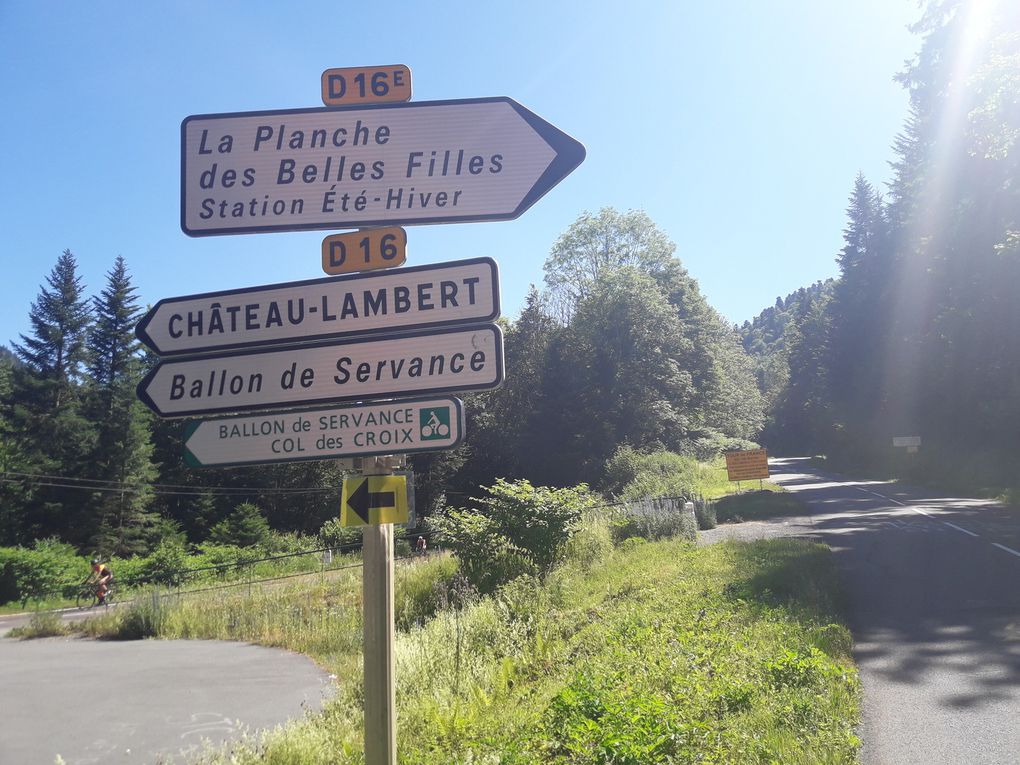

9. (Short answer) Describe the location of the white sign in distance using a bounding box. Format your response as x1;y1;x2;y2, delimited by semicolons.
136;257;499;357
184;397;464;467
892;436;921;448
181;97;585;236
137;323;503;418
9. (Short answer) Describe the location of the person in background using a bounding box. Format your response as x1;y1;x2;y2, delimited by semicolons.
415;536;427;556
89;558;114;604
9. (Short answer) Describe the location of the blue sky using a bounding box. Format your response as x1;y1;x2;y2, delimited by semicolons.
0;1;918;348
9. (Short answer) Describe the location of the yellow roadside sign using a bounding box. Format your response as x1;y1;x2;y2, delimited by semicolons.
341;475;409;526
725;448;769;482
321;227;407;275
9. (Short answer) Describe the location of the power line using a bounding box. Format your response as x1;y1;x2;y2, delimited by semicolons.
1;471;337;497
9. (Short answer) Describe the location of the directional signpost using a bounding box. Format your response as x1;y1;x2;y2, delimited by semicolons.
136;257;499;356
137;324;503;418
183;397;463;467
150;65;584;765
180;97;585;236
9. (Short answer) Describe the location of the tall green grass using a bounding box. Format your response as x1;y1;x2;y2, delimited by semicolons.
181;537;859;764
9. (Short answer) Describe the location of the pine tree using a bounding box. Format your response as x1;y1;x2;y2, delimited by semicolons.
13;249;91;407
84;257;157;556
9;251;96;543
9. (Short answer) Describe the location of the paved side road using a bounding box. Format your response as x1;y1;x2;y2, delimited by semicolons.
0;638;332;764
747;458;1020;765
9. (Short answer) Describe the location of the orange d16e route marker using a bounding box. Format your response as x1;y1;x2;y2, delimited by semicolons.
322;65;412;106
322;227;407;275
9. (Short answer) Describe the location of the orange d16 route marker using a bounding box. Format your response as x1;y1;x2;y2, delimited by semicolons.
321;65;412;106
322;227;407;275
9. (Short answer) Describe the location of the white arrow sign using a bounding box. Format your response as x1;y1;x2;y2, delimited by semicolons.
181;97;585;236
184;397;464;467
136;257;499;357
137;324;503;418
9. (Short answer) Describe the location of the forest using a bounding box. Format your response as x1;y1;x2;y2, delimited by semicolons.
1;0;1018;559
0;204;764;557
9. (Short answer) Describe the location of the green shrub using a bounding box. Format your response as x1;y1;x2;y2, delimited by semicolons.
107;554;150;589
261;530;312;555
0;541;77;606
8;609;68;638
394;554;459;630
682;431;760;461
433;479;597;592
139;539;189;586
616;537;647;553
113;589;173;639
194;544;260;580
564;514;614;570
318;517;363;549
613;497;697;542
604;445;699;501
208;502;271;547
694;499;717;529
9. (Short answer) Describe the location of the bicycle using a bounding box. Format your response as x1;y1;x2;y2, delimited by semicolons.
75;581;115;610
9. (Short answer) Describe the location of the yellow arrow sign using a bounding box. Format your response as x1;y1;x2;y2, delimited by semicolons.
341;475;409;526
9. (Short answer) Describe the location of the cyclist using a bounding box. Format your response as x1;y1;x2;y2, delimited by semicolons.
89;558;114;604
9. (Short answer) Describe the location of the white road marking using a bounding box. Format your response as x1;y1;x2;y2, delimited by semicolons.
943;522;979;538
857;487;907;506
991;543;1020;559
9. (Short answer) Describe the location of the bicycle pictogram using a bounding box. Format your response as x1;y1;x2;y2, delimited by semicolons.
419;407;451;440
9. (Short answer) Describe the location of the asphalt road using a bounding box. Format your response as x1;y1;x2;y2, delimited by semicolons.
730;458;1020;765
0;637;333;764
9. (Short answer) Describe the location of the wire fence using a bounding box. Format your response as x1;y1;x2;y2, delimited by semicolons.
3;488;716;611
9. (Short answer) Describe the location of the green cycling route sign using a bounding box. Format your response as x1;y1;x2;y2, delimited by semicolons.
183;396;463;467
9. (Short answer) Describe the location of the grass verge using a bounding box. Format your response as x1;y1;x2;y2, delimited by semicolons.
8;609;70;638
113;537;858;764
693;457;786;500
715;491;806;524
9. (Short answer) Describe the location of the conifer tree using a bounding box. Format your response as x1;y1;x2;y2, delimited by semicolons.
9;250;95;543
84;257;157;555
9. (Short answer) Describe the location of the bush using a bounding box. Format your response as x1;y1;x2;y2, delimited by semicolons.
208;502;271;548
113;589;172;640
564;514;614;571
318;518;363;550
433;479;598;593
604;446;699;501
681;431;760;461
394;554;459;630
694;499;717;530
194;544;260;579
139;539;189;586
8;609;68;639
261;530;313;555
0;540;79;606
107;554;150;589
612;497;697;543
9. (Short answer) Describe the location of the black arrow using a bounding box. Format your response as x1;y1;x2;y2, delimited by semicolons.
347;480;396;524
